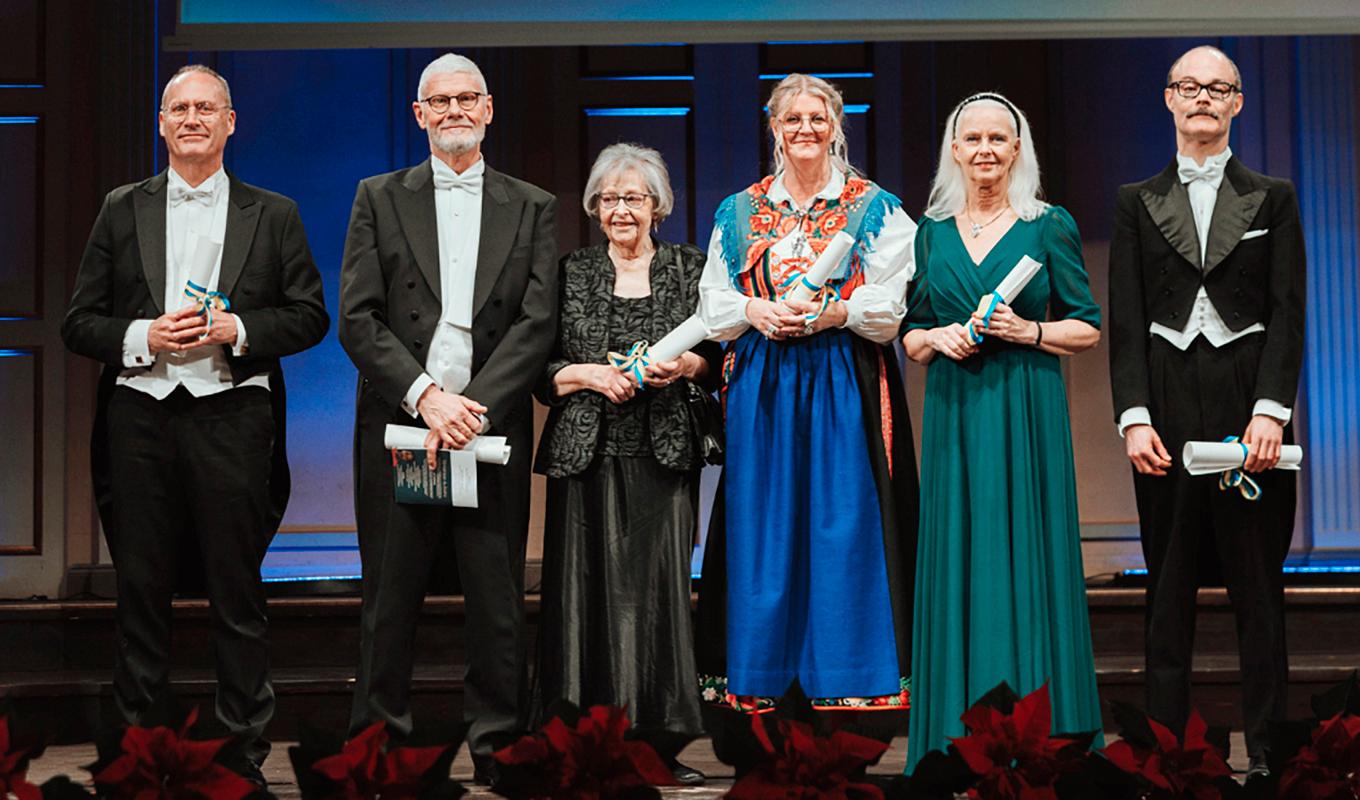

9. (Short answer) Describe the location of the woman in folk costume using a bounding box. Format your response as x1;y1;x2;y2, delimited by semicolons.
694;73;919;713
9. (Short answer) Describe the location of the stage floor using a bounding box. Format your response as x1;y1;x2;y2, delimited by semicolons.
24;733;1252;798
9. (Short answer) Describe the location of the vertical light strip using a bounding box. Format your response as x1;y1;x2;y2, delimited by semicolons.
1297;37;1360;549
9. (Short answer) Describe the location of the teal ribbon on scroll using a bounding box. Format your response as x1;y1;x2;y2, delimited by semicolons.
969;291;1004;344
607;340;651;387
183;280;231;337
778;272;843;327
1218;436;1262;501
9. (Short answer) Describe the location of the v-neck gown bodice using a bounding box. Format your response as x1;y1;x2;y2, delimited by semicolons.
904;206;1105;770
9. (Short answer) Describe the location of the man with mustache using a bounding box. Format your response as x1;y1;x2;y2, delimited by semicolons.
339;53;557;785
63;65;329;786
1108;45;1305;779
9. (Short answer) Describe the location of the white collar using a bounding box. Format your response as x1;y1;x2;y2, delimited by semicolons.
167;165;227;196
768;169;845;209
1175;146;1233;172
431;154;485;181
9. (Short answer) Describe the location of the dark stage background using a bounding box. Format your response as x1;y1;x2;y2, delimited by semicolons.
0;2;1356;596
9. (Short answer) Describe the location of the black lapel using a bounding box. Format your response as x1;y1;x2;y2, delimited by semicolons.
218;174;262;298
1203;157;1267;275
472;167;524;318
133;172;169;313
1138;160;1202;269
589;244;615;358
652;238;681;339
396;160;441;303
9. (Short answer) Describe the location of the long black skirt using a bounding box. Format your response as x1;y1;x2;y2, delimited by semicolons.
534;455;704;739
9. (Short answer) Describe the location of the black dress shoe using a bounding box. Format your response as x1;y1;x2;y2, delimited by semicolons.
472;757;499;787
1246;755;1270;780
668;760;706;786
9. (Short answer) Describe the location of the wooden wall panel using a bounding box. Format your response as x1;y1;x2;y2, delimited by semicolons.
0;117;41;318
0;347;40;555
0;0;42;86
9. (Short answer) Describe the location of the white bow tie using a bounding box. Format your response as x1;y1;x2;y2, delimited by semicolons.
432;168;481;194
1178;159;1225;186
169;184;215;206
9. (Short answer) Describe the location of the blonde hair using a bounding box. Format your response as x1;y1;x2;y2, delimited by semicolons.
766;73;855;177
923;92;1048;222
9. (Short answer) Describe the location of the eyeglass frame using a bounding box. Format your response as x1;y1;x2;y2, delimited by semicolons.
1165;79;1241;101
419;92;487;113
162;101;232;120
778;113;832;133
595;192;654;211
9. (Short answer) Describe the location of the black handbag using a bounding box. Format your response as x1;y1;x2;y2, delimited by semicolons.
671;252;725;466
684;380;725;466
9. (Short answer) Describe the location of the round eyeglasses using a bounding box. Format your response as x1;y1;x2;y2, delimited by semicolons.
420;92;486;113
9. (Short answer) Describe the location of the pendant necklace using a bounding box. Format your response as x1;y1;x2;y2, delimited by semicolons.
966;204;1010;238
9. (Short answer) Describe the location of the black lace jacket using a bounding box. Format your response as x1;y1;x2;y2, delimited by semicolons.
533;239;723;478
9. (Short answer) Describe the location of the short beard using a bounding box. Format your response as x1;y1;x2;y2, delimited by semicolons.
431;126;484;158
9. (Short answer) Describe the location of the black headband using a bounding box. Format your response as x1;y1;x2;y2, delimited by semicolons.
953;93;1022;137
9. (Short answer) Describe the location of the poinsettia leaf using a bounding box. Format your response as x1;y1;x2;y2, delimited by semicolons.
39;775;96;800
1310;670;1360;720
958;702;1002;737
828;729;890;768
621;740;681;786
540;698;584;730
971;682;1021;716
749;711;778;759
1107;700;1158;750
1146;713;1182;753
384;742;452;786
286;743;340;799
703;704;771;777
905;747;977;798
1265;718;1315;776
1053;749;1141;800
539;715;576;756
184;763;258;799
1011;683;1054;746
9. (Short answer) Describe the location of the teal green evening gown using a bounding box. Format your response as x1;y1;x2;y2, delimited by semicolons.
904;206;1104;772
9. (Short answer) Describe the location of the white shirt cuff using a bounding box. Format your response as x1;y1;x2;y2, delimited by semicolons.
1252;398;1292;425
402;374;436;419
478;413;491;435
231;314;249;356
1117;406;1152;438
122;319;154;367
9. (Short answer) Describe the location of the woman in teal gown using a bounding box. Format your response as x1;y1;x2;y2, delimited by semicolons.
903;93;1104;771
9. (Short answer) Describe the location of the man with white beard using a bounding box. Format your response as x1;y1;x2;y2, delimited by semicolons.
339;53;557;785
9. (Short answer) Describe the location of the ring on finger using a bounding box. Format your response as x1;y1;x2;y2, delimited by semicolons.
766;323;778;336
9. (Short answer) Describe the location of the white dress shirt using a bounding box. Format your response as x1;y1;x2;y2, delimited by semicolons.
698;170;917;344
1117;147;1288;435
118;166;262;399
401;156;484;417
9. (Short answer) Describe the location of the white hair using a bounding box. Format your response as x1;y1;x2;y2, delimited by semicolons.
923;93;1048;222
767;73;857;177
582;142;675;226
417;53;487;99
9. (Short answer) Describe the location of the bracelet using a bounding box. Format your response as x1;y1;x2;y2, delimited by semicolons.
1033;321;1044;347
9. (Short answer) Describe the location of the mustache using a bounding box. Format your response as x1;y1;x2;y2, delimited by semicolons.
1187;109;1220;119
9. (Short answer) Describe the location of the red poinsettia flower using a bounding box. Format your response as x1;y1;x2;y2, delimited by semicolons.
310;721;453;799
0;717;40;800
726;713;889;799
950;684;1084;800
91;707;256;800
493;704;677;799
1103;709;1232;800
1277;712;1360;799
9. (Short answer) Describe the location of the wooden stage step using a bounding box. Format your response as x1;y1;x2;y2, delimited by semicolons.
1;587;1356;742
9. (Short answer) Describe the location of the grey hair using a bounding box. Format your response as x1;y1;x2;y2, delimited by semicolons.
161;64;232;109
1167;45;1242;88
923;93;1048;222
767;73;857;177
417;53;488;99
582;142;675;227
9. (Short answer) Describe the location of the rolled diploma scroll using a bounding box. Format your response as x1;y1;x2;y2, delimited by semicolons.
782;231;856;304
971;254;1044;342
384;424;512;466
648;315;710;364
1182;441;1303;476
180;232;224;308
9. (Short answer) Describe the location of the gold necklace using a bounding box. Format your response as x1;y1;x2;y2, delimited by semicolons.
966;204;1011;238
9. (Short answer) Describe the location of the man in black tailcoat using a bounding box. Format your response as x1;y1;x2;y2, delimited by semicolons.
1109;45;1306;778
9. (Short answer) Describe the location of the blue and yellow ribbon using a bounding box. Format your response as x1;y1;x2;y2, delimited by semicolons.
607;340;651;387
1218;436;1262;501
183;280;231;338
778;273;843;327
969;291;1004;344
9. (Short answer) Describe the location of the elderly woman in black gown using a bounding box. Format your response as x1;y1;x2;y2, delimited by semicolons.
532;143;721;785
